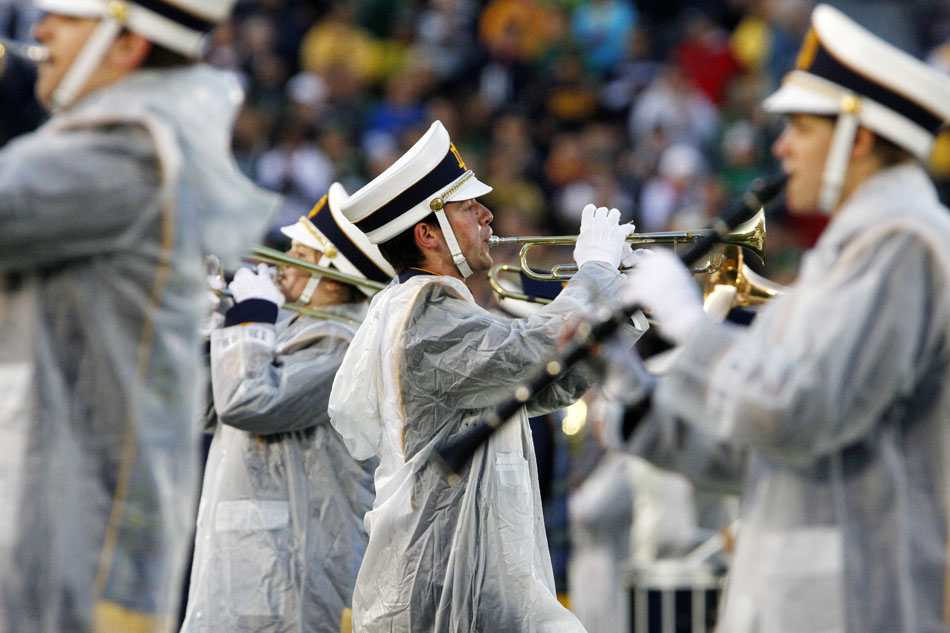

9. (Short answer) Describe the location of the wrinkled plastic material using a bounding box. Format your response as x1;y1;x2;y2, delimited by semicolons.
0;66;278;632
568;451;634;633
181;304;374;632
632;165;950;633
329;263;632;632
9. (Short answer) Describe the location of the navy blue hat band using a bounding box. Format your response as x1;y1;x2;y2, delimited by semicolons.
135;0;216;33
311;204;392;284
808;45;943;133
355;149;466;234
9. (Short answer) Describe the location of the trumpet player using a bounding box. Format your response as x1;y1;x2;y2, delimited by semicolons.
327;120;638;632
179;183;395;633
0;2;278;631
612;5;950;633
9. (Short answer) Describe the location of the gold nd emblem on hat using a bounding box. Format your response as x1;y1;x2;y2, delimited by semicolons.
449;143;466;170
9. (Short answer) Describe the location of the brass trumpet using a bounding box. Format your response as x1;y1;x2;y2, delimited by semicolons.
0;38;49;64
205;245;387;325
249;245;387;293
488;209;767;282
487;264;555;307
702;244;786;318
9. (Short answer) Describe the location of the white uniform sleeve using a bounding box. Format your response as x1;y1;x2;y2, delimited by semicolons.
210;320;352;434
0;125;161;271
657;230;941;465
403;262;621;415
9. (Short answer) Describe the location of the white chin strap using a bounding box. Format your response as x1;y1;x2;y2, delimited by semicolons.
296;253;332;305
51;17;123;113
297;274;321;305
432;209;473;279
819;94;861;214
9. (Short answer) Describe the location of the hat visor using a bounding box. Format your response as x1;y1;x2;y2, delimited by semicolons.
34;0;104;17
763;80;840;116
444;174;493;203
279;221;326;253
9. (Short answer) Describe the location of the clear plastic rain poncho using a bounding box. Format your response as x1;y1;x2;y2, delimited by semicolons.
567;449;634;633
329;263;636;632
630;164;950;633
0;66;278;633
181;304;375;633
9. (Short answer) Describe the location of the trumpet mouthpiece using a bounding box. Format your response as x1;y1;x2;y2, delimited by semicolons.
488;236;515;247
0;38;50;64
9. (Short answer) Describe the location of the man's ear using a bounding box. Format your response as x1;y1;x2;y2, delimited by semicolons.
111;31;152;70
413;222;442;253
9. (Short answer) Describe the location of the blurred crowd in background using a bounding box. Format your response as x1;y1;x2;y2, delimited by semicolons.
4;0;950;617
5;0;950;299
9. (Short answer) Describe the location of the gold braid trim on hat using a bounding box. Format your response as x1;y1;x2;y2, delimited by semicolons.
796;28;820;71
298;216;338;259
429;171;474;212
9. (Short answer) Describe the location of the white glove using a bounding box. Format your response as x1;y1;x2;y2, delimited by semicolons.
228;263;286;308
573;205;636;270
601;332;656;406
621;248;705;344
620;239;638;270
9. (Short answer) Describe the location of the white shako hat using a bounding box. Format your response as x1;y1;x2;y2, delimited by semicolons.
338;120;493;278
280;182;396;297
763;3;950;212
33;0;237;111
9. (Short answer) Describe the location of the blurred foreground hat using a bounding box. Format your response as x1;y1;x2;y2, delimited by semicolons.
763;4;950;210
34;0;237;110
339;120;492;277
281;183;395;297
34;0;233;57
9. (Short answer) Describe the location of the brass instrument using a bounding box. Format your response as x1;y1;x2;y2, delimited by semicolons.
488;209;767;282
488;211;783;314
487;264;554;307
248;245;387;293
0;38;49;64
702;244;786;319
205;246;387;325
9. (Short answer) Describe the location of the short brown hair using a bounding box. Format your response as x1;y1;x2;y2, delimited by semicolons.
377;213;438;273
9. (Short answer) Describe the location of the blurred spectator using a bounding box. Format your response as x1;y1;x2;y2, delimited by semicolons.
730;0;813;82
414;0;480;84
569;0;639;77
299;3;379;84
715;119;769;196
361;66;428;155
256;118;333;241
555;123;636;229
483;112;548;229
673;9;743;105
638;142;708;232
477;0;564;111
628;63;719;151
538;47;602;131
600;25;663;114
232;107;274;177
284;70;327;125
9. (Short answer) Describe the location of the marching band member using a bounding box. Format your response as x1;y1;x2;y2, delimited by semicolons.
616;5;950;632
327;120;635;632
0;1;278;631
180;184;395;633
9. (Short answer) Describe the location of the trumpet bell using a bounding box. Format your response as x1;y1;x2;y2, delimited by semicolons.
701;244;786;320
